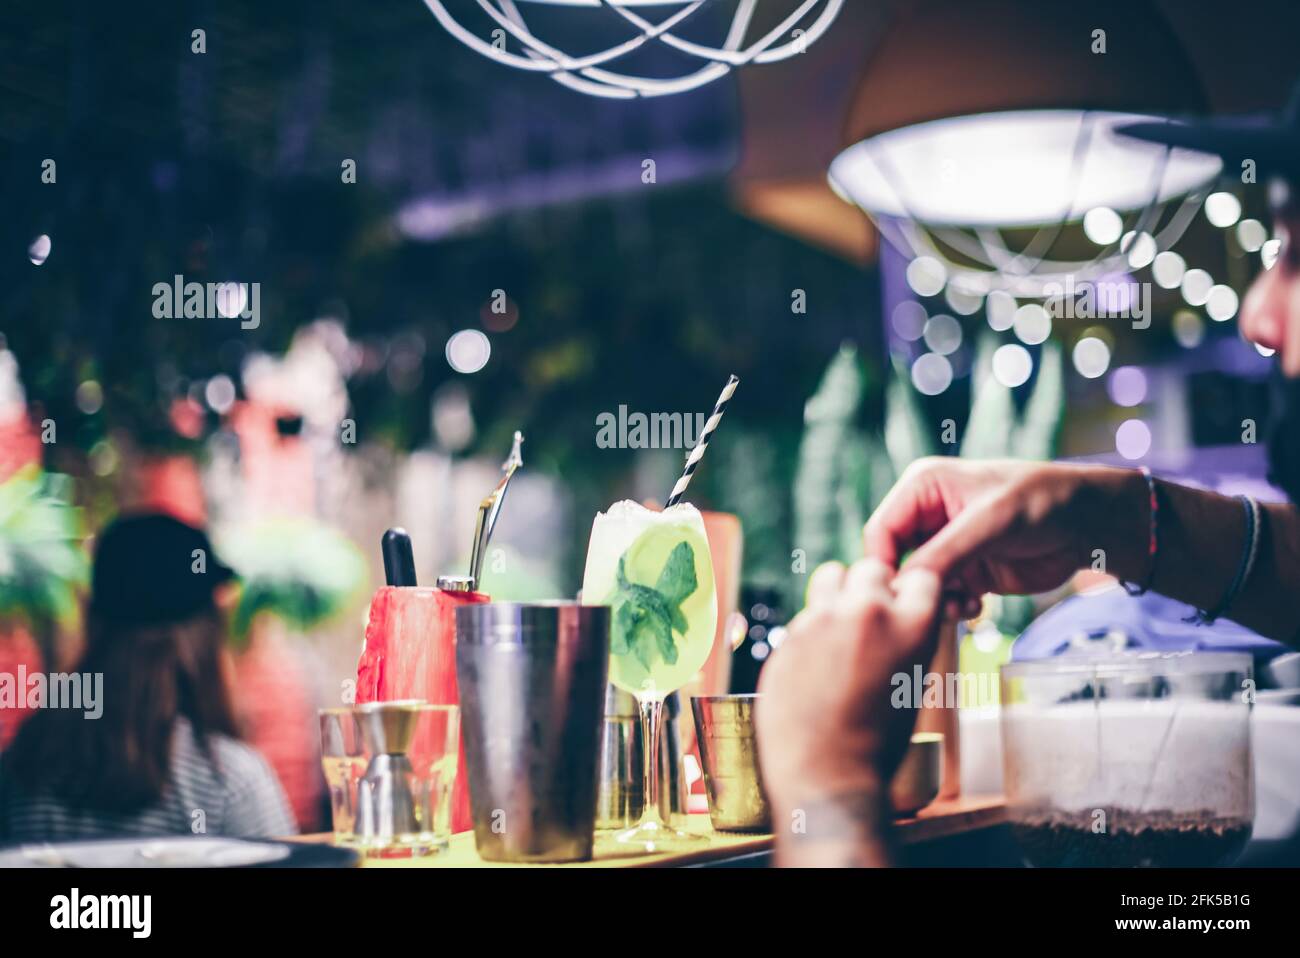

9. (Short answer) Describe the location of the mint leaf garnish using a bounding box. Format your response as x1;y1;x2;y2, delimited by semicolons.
608;541;698;670
655;541;698;605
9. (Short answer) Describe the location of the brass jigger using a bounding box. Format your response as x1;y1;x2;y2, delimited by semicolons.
355;700;426;844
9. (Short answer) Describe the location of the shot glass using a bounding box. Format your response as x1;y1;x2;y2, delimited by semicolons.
319;707;366;845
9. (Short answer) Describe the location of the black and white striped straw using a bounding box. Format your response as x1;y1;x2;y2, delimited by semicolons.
665;374;739;508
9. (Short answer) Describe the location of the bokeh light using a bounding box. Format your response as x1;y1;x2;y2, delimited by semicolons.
905;256;946;297
991;343;1033;388
445;329;491;374
1205;284;1239;322
432;381;475;451
480;295;520;333
1151;250;1186;289
1012;303;1051;345
1236;218;1267;253
204;374;236;413
922;314;962;355
1071;335;1111;379
1180;268;1213;307
985;290;1016;331
1120;230;1156;269
910;352;953;395
944;282;983;316
215;283;248;318
28;235;51;266
1083;207;1122;245
75;380;104;415
1115;419;1152;460
1204;191;1242;228
891;300;927;342
1108;366;1147;406
1172;309;1205;348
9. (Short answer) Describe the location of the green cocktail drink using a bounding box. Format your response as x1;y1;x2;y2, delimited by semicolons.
582;500;717;700
583;374;737;852
582;499;718;852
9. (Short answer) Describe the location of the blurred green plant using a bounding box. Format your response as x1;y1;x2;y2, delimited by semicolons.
0;466;89;665
793;345;897;577
714;427;794;596
792;335;1065;623
217;517;368;644
883;333;1064;469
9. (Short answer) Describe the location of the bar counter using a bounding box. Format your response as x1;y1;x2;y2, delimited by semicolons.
291;795;1007;868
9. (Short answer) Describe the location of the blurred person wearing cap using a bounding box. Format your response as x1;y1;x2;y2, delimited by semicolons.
758;87;1300;865
0;514;295;841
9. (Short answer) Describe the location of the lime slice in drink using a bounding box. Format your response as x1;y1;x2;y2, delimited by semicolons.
605;514;716;697
619;521;712;598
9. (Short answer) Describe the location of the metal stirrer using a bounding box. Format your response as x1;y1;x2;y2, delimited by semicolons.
438;431;524;593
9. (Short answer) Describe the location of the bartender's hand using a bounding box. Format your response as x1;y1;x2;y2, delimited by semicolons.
863;458;1147;612
756;558;941;867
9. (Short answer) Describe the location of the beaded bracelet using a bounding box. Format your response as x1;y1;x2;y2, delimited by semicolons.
1189;495;1261;626
1122;466;1159;597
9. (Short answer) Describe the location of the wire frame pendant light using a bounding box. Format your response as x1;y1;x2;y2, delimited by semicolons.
826;0;1219;298
420;0;844;98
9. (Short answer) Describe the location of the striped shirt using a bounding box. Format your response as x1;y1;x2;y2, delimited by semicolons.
0;719;296;843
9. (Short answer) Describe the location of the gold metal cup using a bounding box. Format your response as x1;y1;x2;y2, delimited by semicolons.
889;732;944;816
691;694;770;833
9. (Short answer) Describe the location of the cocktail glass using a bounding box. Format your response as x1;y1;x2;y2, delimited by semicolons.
582;499;717;852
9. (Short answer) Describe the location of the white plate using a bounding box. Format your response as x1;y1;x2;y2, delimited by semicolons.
0;836;292;868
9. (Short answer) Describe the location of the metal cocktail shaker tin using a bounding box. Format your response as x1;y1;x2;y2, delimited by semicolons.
454;602;609;862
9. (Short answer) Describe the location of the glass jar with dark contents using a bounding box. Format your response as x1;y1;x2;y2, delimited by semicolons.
1001;651;1253;867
